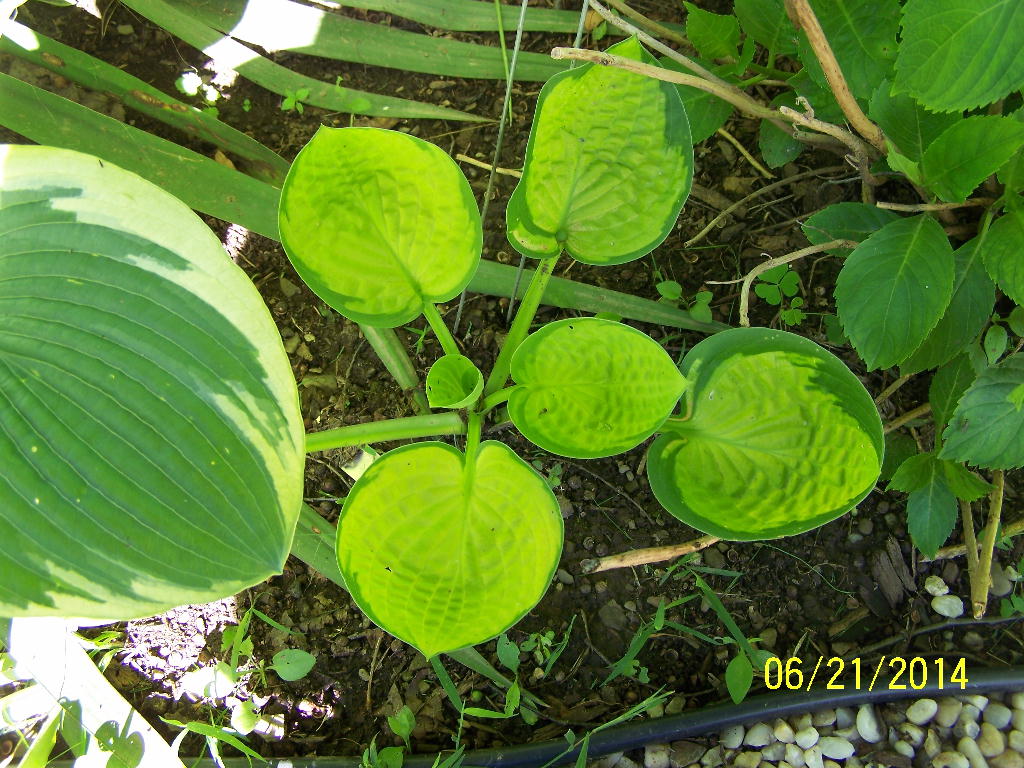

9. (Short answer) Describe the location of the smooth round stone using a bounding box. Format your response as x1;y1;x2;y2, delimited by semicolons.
857;704;884;743
937;698;965;728
897;722;925;746
1014;709;1024;732
1008;729;1024;752
773;719;795;743
793;713;813;731
923;728;943;758
1010;692;1024;710
744;722;772;747
732;752;761;768
932;752;970;768
984;703;1013;730
720;725;744;750
978;723;1006;757
817;737;854;760
669;741;705;768
955;715;981;740
991;750;1024;768
990;564;1013;596
803;746;824;768
964;695;990;711
794;726;819;750
835;707;855;729
784;743;805;767
932;594;965;617
762;743;786;762
812;709;836;728
925;575;950;595
645;743;671;768
700;745;724;768
958;737;990;768
907;698;939;725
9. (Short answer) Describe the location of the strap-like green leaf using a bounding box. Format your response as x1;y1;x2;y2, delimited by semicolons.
506;37;693;265
337;442;562;658
0;146;304;619
279;127;482;327
426;355;483;410
894;0;1024;112
940;353;1024;469
835;215;954;370
900;237;995;375
647;329;882;540
982;209;1024;306
919;116;1024;202
508;318;687;459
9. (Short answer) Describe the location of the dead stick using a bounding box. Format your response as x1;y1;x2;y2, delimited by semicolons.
971;470;1004;619
580;535;720;574
924;515;1024;562
883;403;931;434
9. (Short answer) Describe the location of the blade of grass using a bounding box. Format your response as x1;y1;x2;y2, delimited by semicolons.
318;0;581;32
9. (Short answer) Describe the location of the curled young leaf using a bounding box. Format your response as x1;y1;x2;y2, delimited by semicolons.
426;354;483;409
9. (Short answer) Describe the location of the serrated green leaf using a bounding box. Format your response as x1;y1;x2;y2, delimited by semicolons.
886;148;924;186
802;202;900;257
900;237;996;375
835;215;955;370
919;116;1024;202
734;0;797;54
929;353;976;433
888;452;936;493
895;0;1024;112
880;432;919;482
906;471;957;559
660;57;734;144
868;80;961;161
279;126;482;327
940;354;1024;469
1009;306;1024;337
982;209;1024;305
997;108;1024;195
759;92;804;169
509;318;686;459
338;441;562;657
0;146;304;619
507;37;692;265
786;67;845;124
648;328;882;540
940;461;992;501
725;653;753;704
684;3;740;60
985;325;1008;365
802;0;899;100
425;354;483;409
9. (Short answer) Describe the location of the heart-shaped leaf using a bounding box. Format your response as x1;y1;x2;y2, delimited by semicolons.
506;37;692;265
337;441;563;658
647;329;882;540
426;354;483;409
508;318;687;459
279;127;482;327
0;145;304;619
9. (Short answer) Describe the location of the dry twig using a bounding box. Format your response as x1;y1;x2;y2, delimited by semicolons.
580;535;720;574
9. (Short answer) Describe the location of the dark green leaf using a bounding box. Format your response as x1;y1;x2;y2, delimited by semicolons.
997;108;1024;196
496;634;520;675
725;653;753;704
940;461;992;502
759;93;804;169
786;67;845;124
657;280;683;300
733;0;797;54
1009;306;1024;337
835;215;955;370
919;116;1024;202
803;0;899;100
895;0;1024;112
684;3;740;59
660;57;733;144
802;203;900;257
271;649;316;681
929;354;976;434
985;325;1008;365
983;210;1024;305
868;80;962;160
907;475;957;559
941;354;1024;468
880;433;919;482
888;453;936;493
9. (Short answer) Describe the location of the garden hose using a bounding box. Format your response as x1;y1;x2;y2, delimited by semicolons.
93;665;1024;768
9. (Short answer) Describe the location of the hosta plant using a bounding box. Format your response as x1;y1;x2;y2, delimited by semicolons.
1;36;883;660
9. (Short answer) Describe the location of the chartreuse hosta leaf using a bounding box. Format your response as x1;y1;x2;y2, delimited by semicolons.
0;145;304;619
426;355;483;409
835;215;954;370
506;37;692;265
279;126;482;327
337;441;562;658
647;329;882;541
508;318;686;459
895;0;1024;113
940;354;1024;469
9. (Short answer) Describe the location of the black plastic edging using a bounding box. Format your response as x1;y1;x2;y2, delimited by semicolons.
144;665;1024;768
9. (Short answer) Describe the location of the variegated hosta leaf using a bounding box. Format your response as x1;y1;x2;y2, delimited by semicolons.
506;36;692;265
508;318;687;459
279;127;482;327
647;329;882;540
0;145;304;619
337;442;562;658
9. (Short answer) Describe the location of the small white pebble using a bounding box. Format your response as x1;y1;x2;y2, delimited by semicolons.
937;698;964;728
1008;729;1024;752
923;728;942;758
803;746;824;768
897;722;925;747
832;726;858;741
835;707;855;729
784;743;805;767
964;695;990;711
958;736;990;768
644;743;671;768
793;713;813;731
892;740;915;759
762;742;786;762
732;752;761;768
773;719;795;743
857;704;884;743
812;709;836;728
932;751;971;768
823;762;841;768
744;723;772;747
977;722;1006;757
720;725;744;750
794;726;819;750
907;698;939;725
984;703;1012;730
991;750;1024;768
817;736;854;760
925;574;950;595
1010;692;1024;710
932;594;965;617
700;745;724;768
1014;709;1024;732
955;715;982;740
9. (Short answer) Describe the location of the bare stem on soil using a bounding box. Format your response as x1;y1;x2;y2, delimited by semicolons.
580;534;720;574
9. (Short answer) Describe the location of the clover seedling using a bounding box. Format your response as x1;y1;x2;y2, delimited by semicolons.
754;265;799;306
